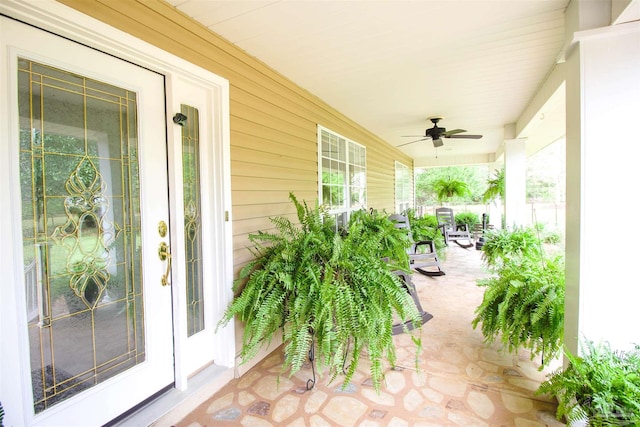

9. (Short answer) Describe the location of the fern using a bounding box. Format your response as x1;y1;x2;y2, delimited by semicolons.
218;193;423;391
537;339;640;426
480;227;542;269
472;235;564;366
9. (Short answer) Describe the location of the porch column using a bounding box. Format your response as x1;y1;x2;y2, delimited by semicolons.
503;132;527;229
487;162;503;230
564;0;640;355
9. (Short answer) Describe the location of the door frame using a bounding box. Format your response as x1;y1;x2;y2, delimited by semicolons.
0;1;235;425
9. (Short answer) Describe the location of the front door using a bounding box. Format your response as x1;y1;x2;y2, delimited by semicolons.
1;18;174;426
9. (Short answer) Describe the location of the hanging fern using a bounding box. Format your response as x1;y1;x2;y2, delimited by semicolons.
480;227;542;269
472;226;564;366
218;193;423;391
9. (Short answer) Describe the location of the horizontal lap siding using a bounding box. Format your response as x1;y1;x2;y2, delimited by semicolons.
58;0;414;275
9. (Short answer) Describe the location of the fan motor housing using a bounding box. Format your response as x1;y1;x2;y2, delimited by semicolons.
426;126;445;137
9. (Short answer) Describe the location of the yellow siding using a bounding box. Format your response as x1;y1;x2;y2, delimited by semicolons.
56;0;415;275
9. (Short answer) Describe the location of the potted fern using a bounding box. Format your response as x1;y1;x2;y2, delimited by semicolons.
432;178;470;205
472;227;564;367
536;339;640;426
218;193;423;391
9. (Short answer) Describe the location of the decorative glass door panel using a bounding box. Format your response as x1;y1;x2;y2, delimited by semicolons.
180;104;205;336
19;58;146;412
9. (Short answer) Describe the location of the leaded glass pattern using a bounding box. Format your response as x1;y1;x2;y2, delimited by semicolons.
18;58;146;413
180;105;205;336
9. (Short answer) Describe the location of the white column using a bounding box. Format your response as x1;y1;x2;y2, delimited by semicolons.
503;138;527;229
487;162;503;230
564;1;640;355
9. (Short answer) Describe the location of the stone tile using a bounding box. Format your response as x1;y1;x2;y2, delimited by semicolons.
304;390;327;414
467;390;495;419
445;398;467;411
237;370;262;389
368;409;387;419
322;396;368;426
253;375;294;400
504;367;523;377
387;417;409;427
205;391;234;414
410;370;428;387
418;405;445;420
501;391;534;413
361;388;394;406
358;420;382;427
426;360;461;374
213;406;241;421
508;377;543;392
420;386;445;403
247;401;270;416
447;411;490;427
384;370;406;393
272;394;300;423
477;360;500;373
309;414;332;426
240;415;274;426
285;417;307;427
514;418;548;427
403;388;424;411
429;376;468;397
238;390;256;406
335;382;358;393
465;362;484;378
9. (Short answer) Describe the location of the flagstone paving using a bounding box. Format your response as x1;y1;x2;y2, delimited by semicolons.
170;244;565;427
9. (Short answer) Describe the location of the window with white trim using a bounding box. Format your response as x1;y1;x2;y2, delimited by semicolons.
395;161;411;214
318;126;366;228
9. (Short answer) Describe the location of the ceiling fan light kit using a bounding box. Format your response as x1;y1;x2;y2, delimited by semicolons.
399;117;483;148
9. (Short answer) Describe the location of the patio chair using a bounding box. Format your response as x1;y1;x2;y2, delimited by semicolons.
388;213;445;277
435;207;474;248
391;269;433;335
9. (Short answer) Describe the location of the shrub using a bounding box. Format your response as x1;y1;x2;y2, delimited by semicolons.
454;211;480;230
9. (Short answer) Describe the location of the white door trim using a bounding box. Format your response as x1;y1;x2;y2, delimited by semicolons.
0;1;235;425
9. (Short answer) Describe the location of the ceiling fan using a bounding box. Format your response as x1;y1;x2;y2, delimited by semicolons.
398;117;483;148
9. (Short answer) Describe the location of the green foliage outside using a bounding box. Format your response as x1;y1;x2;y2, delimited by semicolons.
454;212;480;230
218;193;423;391
415;165;489;206
537;339;640;426
472;227;565;367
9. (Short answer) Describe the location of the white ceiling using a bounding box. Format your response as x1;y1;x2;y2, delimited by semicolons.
166;0;572;167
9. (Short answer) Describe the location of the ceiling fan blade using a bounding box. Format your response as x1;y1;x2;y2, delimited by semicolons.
432;138;444;148
443;128;466;136
397;138;428;147
445;134;483;139
401;135;425;137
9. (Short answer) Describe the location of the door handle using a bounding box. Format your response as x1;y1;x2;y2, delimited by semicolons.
158;241;172;286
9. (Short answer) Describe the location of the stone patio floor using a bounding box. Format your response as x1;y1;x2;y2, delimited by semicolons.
168;244;565;427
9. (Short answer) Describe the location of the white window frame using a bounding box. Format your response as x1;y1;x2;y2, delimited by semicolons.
318;125;366;227
395;161;412;214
